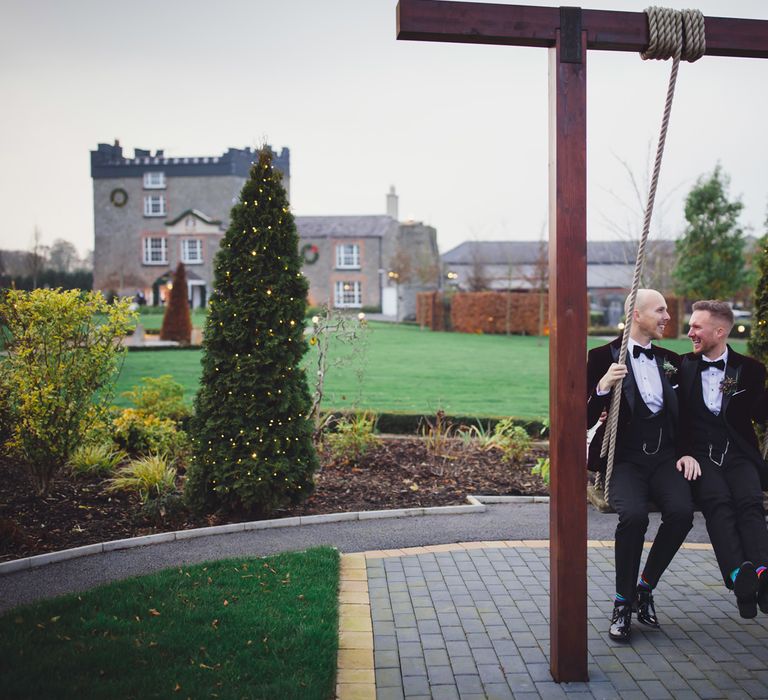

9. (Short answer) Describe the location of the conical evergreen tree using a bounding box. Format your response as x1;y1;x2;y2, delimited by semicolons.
748;223;768;364
185;148;318;515
160;262;192;343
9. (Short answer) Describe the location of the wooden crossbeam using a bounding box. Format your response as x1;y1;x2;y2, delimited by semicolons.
397;0;768;57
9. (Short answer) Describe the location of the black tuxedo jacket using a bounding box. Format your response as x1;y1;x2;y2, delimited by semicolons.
586;336;681;472
678;345;768;489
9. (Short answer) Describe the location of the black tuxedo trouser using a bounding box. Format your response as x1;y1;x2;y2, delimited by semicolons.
608;447;694;600
693;452;768;587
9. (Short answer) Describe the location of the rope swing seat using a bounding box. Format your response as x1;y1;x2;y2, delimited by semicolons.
587;6;706;514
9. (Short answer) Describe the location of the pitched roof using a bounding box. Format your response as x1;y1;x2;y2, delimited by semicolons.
165;209;222;226
441;240;675;265
295;215;398;239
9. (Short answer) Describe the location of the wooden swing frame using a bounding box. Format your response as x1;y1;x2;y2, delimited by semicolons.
396;0;768;682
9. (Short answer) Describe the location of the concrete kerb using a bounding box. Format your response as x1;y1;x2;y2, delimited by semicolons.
0;494;548;576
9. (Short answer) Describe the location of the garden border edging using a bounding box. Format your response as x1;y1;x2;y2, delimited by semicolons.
0;494;550;576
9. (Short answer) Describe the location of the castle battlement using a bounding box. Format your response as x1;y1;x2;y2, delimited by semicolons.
90;141;290;179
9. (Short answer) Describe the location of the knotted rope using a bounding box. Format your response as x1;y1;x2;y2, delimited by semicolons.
599;7;705;504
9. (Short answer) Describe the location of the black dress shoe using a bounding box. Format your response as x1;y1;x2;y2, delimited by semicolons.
609;603;632;642
734;561;758;619
757;569;768;615
635;586;660;628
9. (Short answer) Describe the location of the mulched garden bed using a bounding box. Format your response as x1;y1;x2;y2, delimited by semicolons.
0;437;549;562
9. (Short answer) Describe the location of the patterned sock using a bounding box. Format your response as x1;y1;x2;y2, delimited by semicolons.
730;567;740;584
757;566;767;578
614;593;627;605
638;574;652;590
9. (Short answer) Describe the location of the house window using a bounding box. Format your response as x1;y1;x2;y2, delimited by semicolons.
144;171;166;189
336;243;360;269
143;237;167;265
144;194;166;217
334;280;362;308
181;239;203;264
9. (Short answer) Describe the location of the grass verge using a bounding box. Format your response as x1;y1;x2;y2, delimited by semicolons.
0;547;340;700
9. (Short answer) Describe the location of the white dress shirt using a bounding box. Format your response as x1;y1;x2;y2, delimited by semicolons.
700;348;728;415
627;338;664;414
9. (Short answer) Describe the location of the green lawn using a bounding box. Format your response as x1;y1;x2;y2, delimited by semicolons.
0;548;339;700
114;324;746;419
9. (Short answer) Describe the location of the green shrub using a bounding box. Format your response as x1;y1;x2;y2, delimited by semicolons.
0;288;134;494
325;412;378;461
532;456;551;485
107;454;177;502
112;408;189;464
68;444;126;477
121;374;191;423
492;418;532;463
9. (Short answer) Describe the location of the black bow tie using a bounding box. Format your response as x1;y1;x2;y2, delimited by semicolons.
632;346;654;360
700;359;725;371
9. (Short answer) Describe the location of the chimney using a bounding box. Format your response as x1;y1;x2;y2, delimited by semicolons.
386;185;399;221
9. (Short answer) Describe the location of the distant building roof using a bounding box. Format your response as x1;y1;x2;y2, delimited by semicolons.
442;239;675;265
295;215;397;239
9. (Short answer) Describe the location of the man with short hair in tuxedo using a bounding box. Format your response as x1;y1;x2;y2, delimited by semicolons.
588;289;700;642
679;299;768;618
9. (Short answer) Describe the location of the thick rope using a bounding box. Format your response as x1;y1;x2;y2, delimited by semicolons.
599;7;705;505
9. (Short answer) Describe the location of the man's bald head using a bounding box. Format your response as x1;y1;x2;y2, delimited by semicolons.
626;288;670;343
625;289;664;318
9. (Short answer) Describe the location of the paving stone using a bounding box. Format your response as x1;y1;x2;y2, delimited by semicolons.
421;633;447;650
376;687;405;700
374;634;398;651
636;679;673;699
424;648;450;666
476;663;507;684
375;667;403;688
475;684;514;700
398;641;423;658
402;675;430;696
454;674;485;694
503;672;536;693
427;665;456;685
401;656;427;677
375;649;400;668
450;656;479;675
430;688;461;700
396;627;420;643
443;627;469;642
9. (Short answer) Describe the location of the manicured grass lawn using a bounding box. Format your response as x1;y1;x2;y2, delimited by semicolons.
114;324;747;419
0;548;340;700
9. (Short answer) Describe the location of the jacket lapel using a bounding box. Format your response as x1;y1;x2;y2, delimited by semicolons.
721;348;741;417
610;338;636;414
655;351;678;423
680;354;698;405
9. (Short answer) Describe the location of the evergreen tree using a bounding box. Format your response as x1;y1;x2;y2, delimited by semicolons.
748;210;768;364
185;149;318;515
673;165;747;301
160;262;192;343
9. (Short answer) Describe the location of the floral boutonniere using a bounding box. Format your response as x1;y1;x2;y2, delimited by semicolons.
719;375;739;397
662;360;677;380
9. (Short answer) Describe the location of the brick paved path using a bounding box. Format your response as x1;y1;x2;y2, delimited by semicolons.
359;543;768;700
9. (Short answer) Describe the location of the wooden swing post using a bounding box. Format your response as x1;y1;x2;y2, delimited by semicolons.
396;0;768;683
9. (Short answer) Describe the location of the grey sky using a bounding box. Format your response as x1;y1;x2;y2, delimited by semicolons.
1;0;766;258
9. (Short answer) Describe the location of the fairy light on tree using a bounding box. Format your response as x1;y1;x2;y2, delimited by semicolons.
184;148;318;515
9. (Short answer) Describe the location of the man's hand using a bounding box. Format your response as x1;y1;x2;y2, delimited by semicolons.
598;362;628;394
676;455;701;481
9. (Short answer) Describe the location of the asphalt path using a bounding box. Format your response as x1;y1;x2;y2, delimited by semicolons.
0;504;715;613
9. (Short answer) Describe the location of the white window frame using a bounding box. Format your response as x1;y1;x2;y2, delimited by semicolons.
143;237;168;265
181;238;203;264
334;280;362;308
335;243;360;269
143;171;166;189
144;194;166;217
